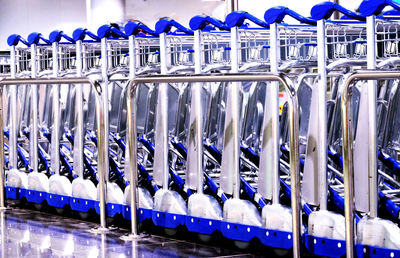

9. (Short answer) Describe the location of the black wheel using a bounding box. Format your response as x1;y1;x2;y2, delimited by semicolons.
79;212;90;220
198;233;212;243
164;228;178;236
33;203;43;210
55;208;65;215
272;248;290;257
234;240;250;249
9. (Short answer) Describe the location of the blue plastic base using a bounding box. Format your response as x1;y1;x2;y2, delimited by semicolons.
6;186;27;200
70;197;96;213
6;186;18;199
185;216;221;235
258;228;293;250
95;202;123;217
152;210;186;229
220;221;258;242
26;189;48;204
47;193;70;208
122;206;152;222
356;244;400;258
304;234;346;257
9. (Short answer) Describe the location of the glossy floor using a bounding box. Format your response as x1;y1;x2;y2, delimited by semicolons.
0;205;267;257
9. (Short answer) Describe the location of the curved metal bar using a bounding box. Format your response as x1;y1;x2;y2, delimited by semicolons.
0;77;108;230
126;73;300;257
341;70;400;258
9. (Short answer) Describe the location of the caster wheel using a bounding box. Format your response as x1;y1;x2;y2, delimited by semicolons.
234;240;250;249
79;212;90;220
55;208;65;215
13;199;23;206
33;203;43;210
164;228;178;236
272;248;290;257
198;233;212;243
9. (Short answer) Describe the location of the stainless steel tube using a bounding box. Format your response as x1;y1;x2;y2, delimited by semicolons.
51;42;60;175
0;77;107;228
30;44;39;173
127;82;139;236
0;85;5;208
126;73;299;255
341;70;400;258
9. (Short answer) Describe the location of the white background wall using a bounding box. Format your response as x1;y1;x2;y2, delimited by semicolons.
0;0;86;50
0;0;365;50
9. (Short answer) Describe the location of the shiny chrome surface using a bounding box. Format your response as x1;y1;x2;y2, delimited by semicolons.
0;77;108;230
126;73;300;256
0;206;252;258
341;70;400;258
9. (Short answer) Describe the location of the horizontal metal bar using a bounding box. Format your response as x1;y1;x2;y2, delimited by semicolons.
0;77;92;86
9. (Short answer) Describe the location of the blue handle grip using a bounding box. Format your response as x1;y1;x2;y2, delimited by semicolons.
49;30;75;43
189;15;230;31
155;18;194;35
359;0;400;16
27;32;52;45
124;21;158;36
264;6;317;25
97;24;127;39
7;34;30;47
72;28;100;41
311;1;366;21
225;11;269;28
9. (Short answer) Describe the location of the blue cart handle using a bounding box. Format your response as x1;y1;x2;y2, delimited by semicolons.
264;6;317;25
225;11;269;28
7;34;30;47
97;24;128;39
189;15;229;31
72;28;100;41
359;0;400;16
124;20;158;36
311;1;365;21
155;18;194;35
27;32;51;45
49;30;75;43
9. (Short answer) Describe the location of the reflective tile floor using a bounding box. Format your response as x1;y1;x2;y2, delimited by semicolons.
0;203;278;257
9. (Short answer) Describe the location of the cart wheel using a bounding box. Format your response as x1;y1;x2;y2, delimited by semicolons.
79;212;90;220
198;233;212;243
33;203;43;210
272;248;290;257
234;240;250;249
55;208;65;215
164;228;178;236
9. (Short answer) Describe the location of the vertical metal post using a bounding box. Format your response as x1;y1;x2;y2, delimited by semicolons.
74;40;85;178
226;0;239;13
366;15;378;218
99;37;110;229
51;42;60;175
127;34;139;236
220;26;240;198
259;23;280;204
317;19;328;210
0;86;5;208
153;32;169;189
342;77;356;258
186;29;204;192
30;44;39;173
288;81;301;258
127;83;139;236
9;46;18;169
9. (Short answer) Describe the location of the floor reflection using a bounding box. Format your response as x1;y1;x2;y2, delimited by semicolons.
0;207;250;258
